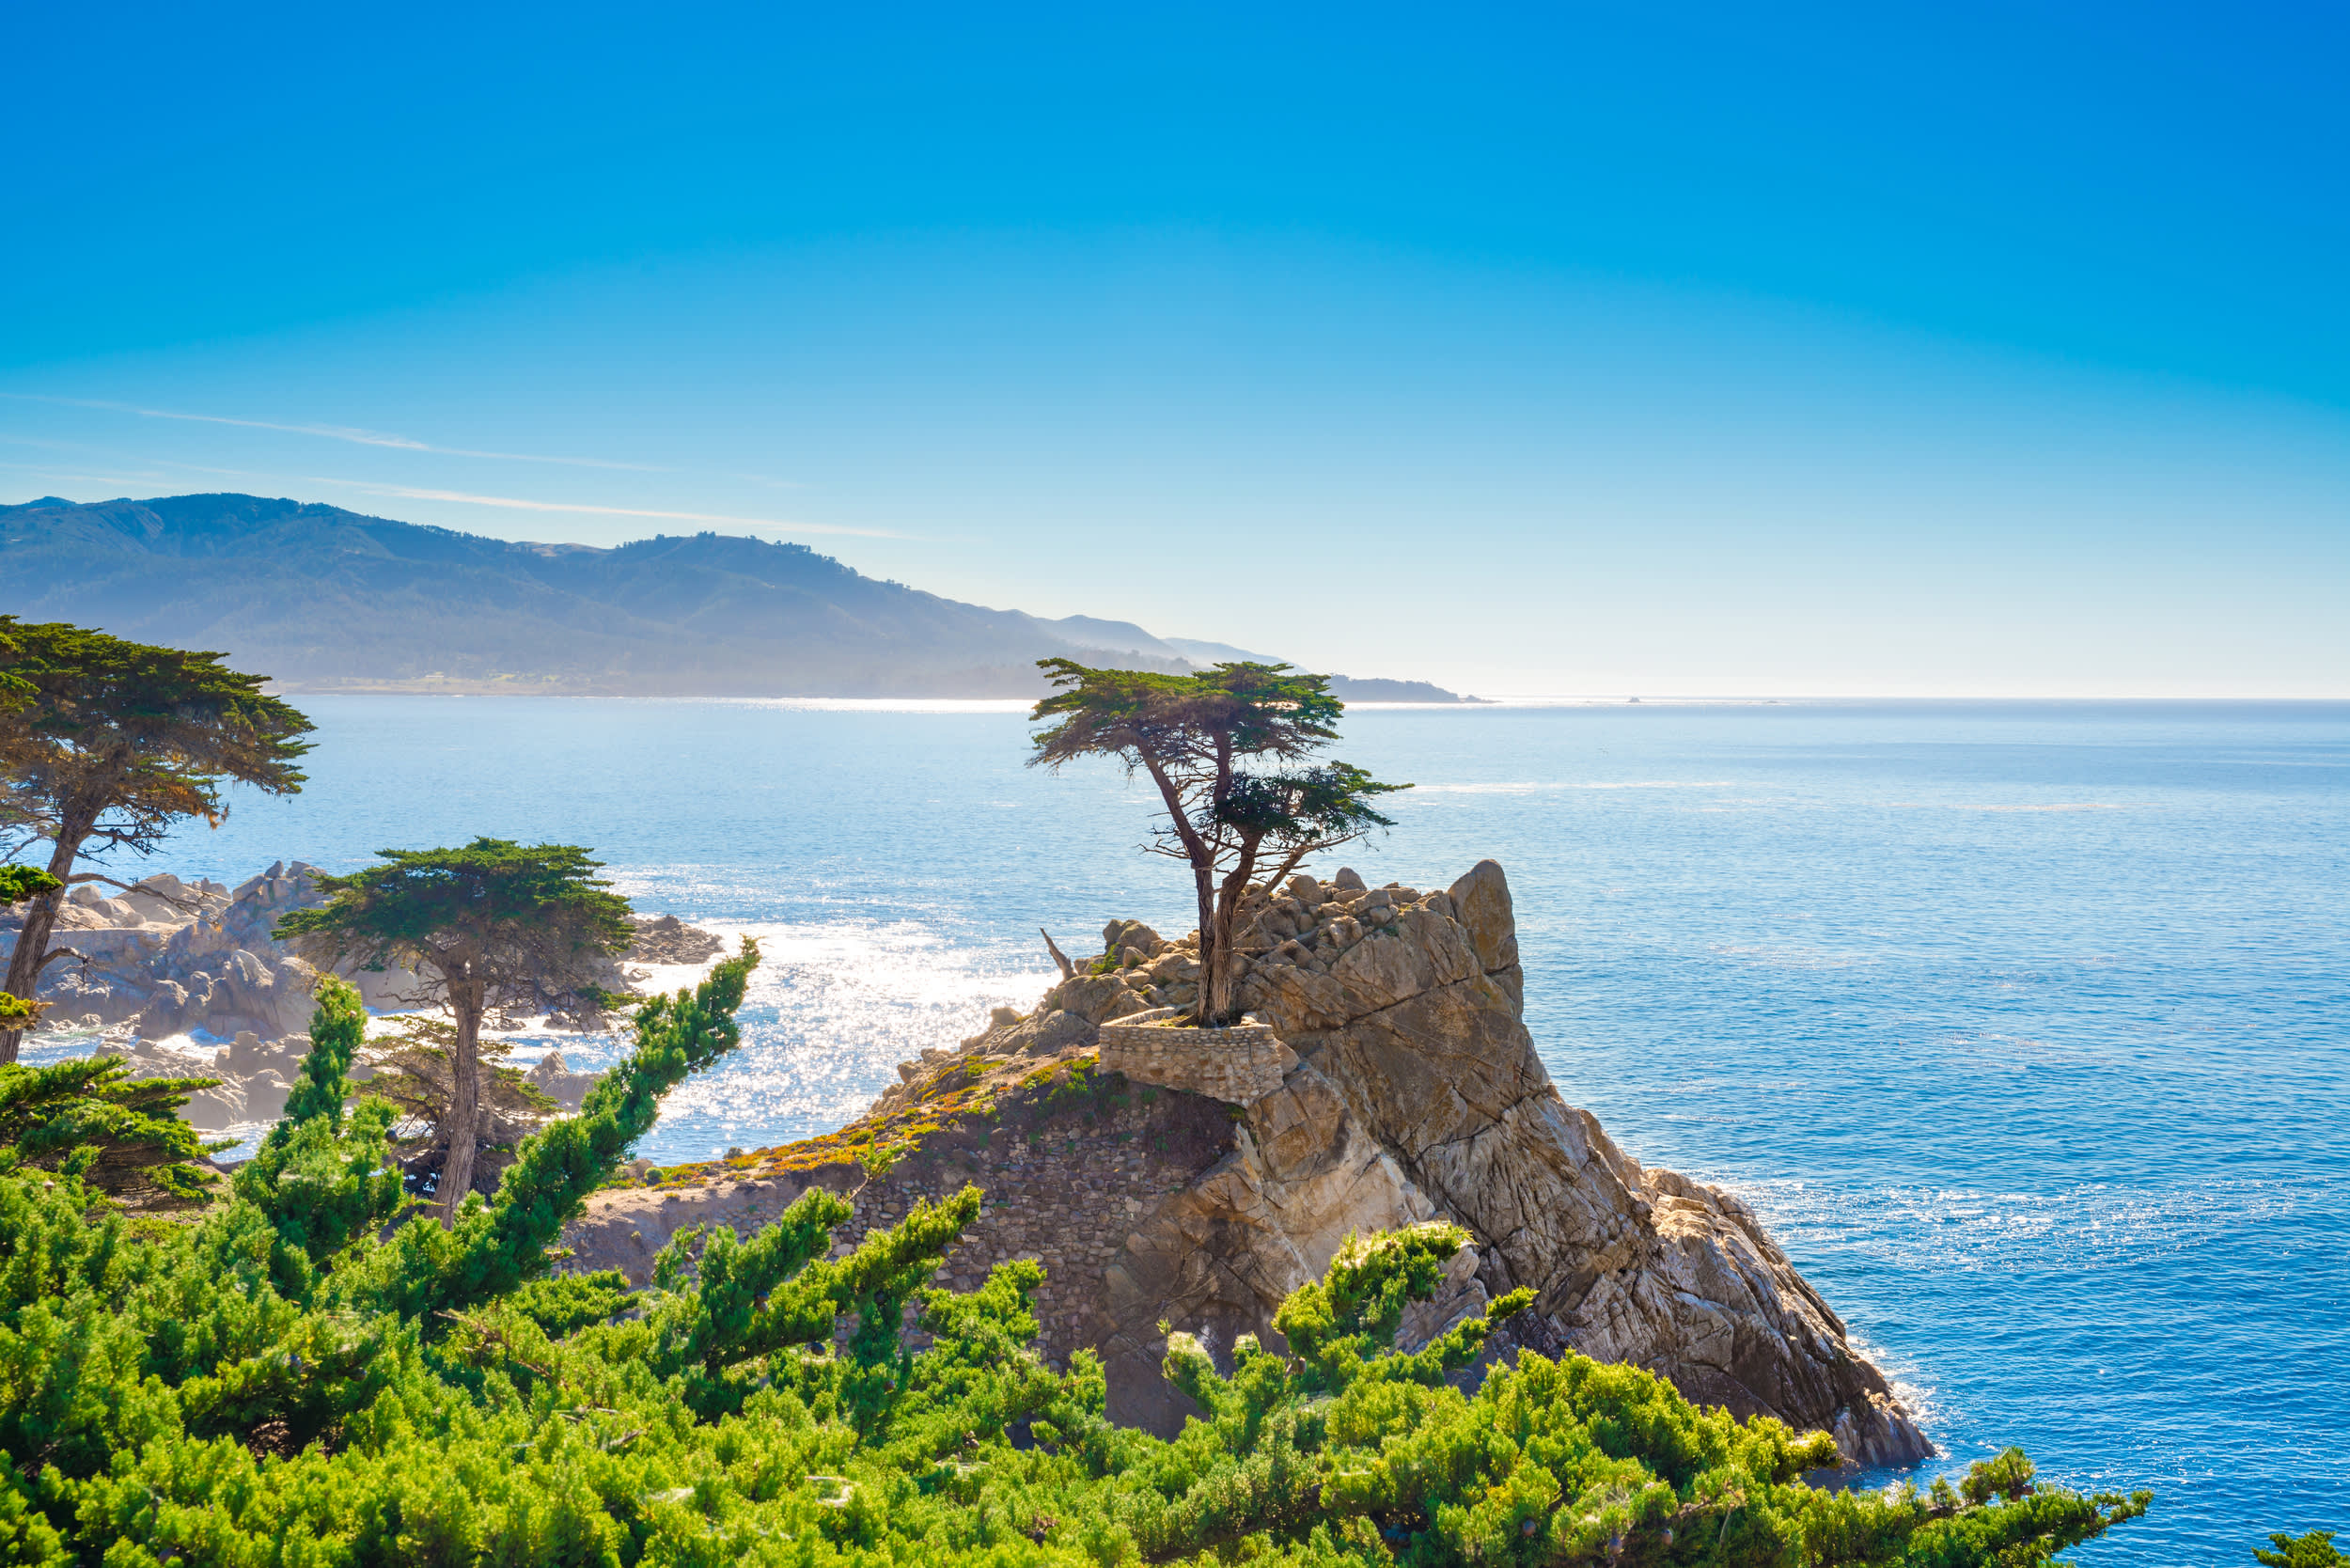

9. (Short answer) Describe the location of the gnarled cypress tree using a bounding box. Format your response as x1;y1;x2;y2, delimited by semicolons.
0;618;311;1062
276;839;634;1225
1030;659;1406;1022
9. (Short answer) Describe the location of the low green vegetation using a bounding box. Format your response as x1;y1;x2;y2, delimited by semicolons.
2259;1531;2346;1568
0;1055;225;1206
0;939;2172;1566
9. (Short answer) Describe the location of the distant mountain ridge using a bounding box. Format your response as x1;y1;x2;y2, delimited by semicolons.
0;494;1473;700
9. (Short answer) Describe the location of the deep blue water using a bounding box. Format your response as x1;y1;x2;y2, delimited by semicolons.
64;696;2350;1563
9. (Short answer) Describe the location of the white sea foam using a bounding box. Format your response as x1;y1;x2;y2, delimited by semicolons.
476;918;1056;1163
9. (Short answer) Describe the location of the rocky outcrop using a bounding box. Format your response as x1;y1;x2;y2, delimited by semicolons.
626;915;726;966
561;859;1930;1469
1232;861;1928;1467
8;862;391;1038
1096;1009;1297;1105
92;1027;361;1132
525;1050;605;1112
8;860;726;1137
8;862;731;1044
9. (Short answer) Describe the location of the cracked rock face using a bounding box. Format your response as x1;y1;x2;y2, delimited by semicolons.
1116;858;1931;1466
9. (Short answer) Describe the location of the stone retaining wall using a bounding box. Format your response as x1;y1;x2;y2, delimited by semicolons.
1096;1008;1297;1105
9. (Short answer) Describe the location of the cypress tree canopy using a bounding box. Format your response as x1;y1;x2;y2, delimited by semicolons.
275;839;635;1222
1030;659;1405;1023
0;617;312;851
274;839;634;1008
0;617;312;1061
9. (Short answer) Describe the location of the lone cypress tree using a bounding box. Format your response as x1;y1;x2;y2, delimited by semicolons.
1030;659;1406;1023
275;838;634;1224
0;618;312;1062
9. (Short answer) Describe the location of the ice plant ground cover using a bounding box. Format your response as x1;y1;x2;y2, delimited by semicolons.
0;950;2149;1566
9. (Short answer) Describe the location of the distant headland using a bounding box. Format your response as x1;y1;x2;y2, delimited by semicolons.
0;494;1480;702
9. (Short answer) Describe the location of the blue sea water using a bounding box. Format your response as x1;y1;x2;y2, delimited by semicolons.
55;696;2350;1563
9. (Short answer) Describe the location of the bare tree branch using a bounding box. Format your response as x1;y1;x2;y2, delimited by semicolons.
64;871;207;914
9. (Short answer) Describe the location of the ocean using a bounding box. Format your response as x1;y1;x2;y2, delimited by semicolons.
32;695;2348;1563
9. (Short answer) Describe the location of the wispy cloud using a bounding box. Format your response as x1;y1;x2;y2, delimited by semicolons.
0;451;893;541
317;479;899;538
3;393;664;472
0;460;183;491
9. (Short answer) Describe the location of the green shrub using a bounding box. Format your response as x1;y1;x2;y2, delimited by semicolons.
2259;1530;2346;1568
0;1055;225;1205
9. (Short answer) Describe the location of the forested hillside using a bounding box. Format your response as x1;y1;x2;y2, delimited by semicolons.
0;494;1467;698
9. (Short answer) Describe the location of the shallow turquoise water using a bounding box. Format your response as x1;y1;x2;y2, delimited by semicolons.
84;696;2350;1562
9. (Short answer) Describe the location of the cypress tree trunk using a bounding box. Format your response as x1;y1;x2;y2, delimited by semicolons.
1201;843;1263;1027
438;967;486;1227
0;821;86;1065
1202;915;1237;1023
1191;860;1220;1025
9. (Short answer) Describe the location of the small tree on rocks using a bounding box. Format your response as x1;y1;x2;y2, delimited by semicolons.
1030;658;1406;1023
275;838;633;1224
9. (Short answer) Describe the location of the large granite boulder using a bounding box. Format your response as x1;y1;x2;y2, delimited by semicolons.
1102;1061;1442;1432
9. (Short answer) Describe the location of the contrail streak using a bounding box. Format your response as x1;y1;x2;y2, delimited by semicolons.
2;393;664;471
318;479;899;538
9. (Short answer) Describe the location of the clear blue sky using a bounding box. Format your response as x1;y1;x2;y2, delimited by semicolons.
5;2;2344;696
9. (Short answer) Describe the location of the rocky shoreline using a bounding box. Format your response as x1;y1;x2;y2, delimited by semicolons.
1;861;723;1131
555;858;1934;1470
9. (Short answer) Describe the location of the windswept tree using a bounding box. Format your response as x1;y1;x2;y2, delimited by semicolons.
0;1054;226;1206
0;617;313;1062
1031;658;1406;1023
276;838;634;1225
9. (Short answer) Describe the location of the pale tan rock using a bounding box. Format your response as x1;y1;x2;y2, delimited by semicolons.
1102;1061;1435;1431
527;1050;604;1112
1447;858;1520;973
1051;974;1155;1026
626;913;724;965
1097;1010;1296;1105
